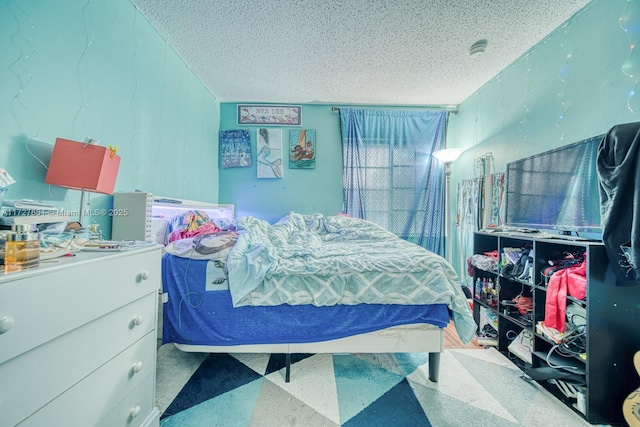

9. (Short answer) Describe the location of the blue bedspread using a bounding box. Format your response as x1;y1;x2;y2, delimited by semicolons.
227;212;476;343
161;254;451;346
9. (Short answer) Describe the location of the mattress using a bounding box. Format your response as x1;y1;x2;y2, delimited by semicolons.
161;254;451;346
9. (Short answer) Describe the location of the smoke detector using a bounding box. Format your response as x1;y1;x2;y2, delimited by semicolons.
470;39;488;58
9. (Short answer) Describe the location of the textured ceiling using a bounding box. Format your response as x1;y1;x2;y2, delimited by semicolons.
130;0;592;106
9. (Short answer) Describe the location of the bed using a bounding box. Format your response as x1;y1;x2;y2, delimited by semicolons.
150;200;476;382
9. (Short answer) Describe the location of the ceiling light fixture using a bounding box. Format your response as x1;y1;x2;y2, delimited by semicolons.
469;39;488;58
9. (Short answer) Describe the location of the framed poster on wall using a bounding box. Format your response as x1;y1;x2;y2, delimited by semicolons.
257;128;283;178
237;104;301;126
289;129;316;169
219;130;251;168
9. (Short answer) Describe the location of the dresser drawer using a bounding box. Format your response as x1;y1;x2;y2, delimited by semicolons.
0;247;161;364
15;331;157;427
97;374;159;427
0;293;157;427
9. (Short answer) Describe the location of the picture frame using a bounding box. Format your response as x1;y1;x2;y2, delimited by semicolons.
237;104;301;126
257;128;283;178
219;130;251;168
289;129;316;169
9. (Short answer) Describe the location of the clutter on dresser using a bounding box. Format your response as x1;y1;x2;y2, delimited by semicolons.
0;169;70;229
82;239;158;252
1;220;106;270
0;167;16;206
4;224;41;272
2;229;85;270
0;199;69;227
39;232;88;260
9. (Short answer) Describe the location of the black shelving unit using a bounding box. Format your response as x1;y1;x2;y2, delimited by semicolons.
472;231;640;426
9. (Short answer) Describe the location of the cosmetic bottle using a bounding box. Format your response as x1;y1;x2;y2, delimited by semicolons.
88;223;100;240
4;224;41;272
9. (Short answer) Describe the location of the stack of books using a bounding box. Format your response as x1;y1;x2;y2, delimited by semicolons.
0;200;69;226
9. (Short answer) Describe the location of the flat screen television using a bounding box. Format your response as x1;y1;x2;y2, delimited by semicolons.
504;134;604;236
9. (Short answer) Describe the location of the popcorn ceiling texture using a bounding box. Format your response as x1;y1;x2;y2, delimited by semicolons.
131;0;592;106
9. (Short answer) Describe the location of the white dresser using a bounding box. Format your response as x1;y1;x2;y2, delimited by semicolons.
0;245;162;427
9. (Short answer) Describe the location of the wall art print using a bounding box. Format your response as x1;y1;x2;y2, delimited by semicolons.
289;129;316;169
257;128;283;178
220;130;251;168
237;104;301;126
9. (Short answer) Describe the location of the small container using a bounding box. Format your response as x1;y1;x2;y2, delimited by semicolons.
4;224;41;272
87;223;101;240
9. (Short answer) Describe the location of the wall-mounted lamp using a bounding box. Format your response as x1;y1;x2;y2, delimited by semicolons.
45;137;121;225
432;147;464;261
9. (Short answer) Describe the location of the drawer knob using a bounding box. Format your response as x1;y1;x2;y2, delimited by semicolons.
130;315;144;328
136;271;150;282
131;361;144;374
129;405;141;419
0;316;15;334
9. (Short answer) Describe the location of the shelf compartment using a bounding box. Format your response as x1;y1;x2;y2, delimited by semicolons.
473;231;640;425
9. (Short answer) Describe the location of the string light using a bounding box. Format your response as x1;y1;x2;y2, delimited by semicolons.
555;22;578;144
183;69;190;195
7;0;48;171
130;11;141;185
496;71;507;135
72;0;95;138
154;44;169;190
620;0;640;114
518;54;532;146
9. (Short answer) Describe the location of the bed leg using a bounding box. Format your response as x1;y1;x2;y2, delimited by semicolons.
285;353;291;383
428;352;440;382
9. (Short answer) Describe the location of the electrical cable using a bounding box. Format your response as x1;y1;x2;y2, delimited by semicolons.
8;0;48;171
546;343;580;371
72;0;95;138
177;236;205;338
545;327;587;371
176;233;230;338
129;11;142;186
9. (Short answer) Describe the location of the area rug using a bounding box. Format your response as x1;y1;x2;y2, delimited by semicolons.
155;345;591;427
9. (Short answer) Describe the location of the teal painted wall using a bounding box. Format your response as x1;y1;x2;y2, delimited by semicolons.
218;103;343;223
447;0;637;277
218;103;447;223
0;0;220;237
1;0;632;256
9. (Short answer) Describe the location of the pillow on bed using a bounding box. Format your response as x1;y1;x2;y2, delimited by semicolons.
164;231;239;261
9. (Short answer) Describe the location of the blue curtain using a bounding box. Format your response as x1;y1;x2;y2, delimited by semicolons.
339;108;448;255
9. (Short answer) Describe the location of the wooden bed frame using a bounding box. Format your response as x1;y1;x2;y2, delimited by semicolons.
145;197;446;382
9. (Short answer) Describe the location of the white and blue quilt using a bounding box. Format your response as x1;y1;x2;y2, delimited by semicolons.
227;212;476;343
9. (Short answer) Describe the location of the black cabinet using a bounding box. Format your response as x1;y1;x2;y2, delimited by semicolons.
472;231;640;425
